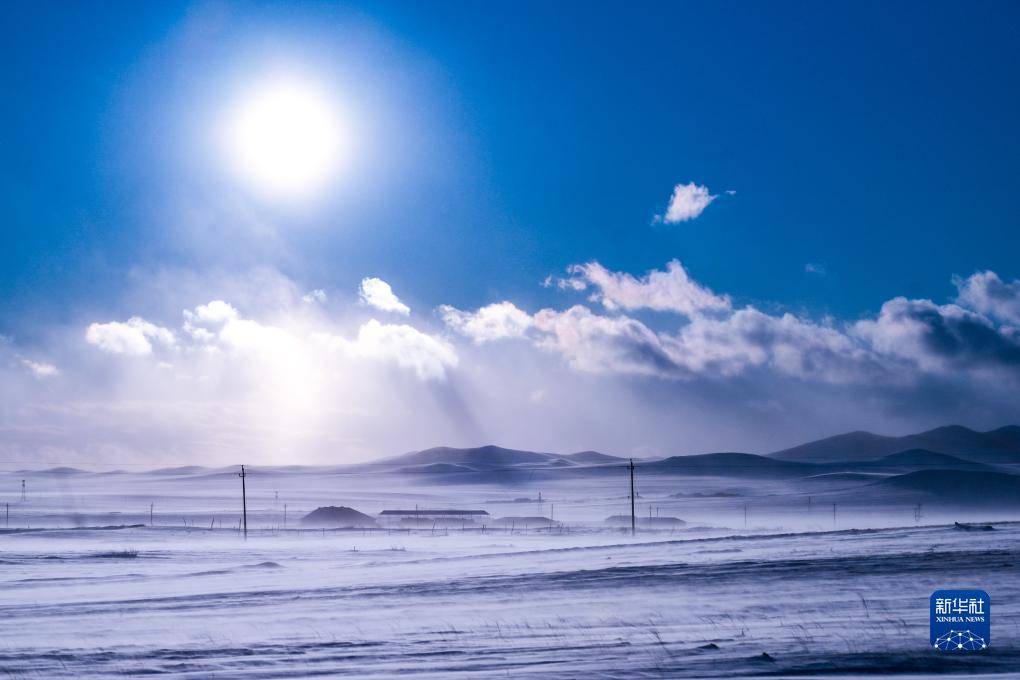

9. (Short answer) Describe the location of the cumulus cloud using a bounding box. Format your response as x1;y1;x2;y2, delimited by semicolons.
853;297;1020;374
566;260;731;315
439;301;533;343
85;317;176;355
657;182;717;223
528;304;883;384
953;270;1020;326
533;305;681;377
440;260;1020;388
187;300;239;324
315;319;457;381
359;277;410;315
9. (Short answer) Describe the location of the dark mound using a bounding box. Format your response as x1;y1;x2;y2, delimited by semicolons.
645;452;816;478
874;470;1020;505
301;506;377;528
36;467;88;475
954;522;995;531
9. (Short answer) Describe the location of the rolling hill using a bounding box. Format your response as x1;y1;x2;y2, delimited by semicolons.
870;469;1020;505
385;444;623;470
643;452;816;478
769;425;1020;464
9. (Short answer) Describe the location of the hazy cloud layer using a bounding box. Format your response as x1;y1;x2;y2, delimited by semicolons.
4;261;1020;467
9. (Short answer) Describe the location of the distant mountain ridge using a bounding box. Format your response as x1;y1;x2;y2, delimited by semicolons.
768;425;1020;465
379;427;1020;481
384;444;628;470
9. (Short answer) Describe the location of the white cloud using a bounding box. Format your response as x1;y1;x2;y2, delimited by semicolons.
183;300;239;343
953;270;1020;326
85;317;176;355
319;319;457;381
528;304;880;384
805;263;827;277
533;305;677;377
20;358;59;378
187;300;239;324
218;317;298;355
675;307;880;383
852;297;1020;375
359;277;410;315
566;260;731;315
439;301;533;343
657;182;717;223
520;261;1020;385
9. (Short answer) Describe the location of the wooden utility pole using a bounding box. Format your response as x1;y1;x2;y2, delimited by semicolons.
239;465;248;540
150;503;154;527
629;459;636;536
21;479;26;502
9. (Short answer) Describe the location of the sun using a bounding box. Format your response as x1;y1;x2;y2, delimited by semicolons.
222;77;348;199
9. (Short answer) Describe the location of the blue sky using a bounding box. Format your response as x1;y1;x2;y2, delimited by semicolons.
2;2;1020;465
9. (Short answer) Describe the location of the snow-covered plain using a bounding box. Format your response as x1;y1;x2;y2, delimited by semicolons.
1;466;1018;677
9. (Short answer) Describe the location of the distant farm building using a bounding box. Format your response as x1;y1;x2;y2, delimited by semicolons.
378;509;489;528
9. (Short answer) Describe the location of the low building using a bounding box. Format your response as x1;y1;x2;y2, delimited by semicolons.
378;508;489;528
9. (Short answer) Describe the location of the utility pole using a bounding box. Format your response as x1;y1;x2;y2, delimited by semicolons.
832;503;837;526
150;503;154;527
21;480;26;502
239;465;248;540
629;459;636;536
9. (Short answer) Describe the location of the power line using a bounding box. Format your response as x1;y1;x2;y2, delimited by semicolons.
238;464;248;538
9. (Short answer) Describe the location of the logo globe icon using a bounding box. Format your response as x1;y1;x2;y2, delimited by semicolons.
934;630;986;651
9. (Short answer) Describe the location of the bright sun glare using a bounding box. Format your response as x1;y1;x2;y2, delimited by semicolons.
223;78;347;199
